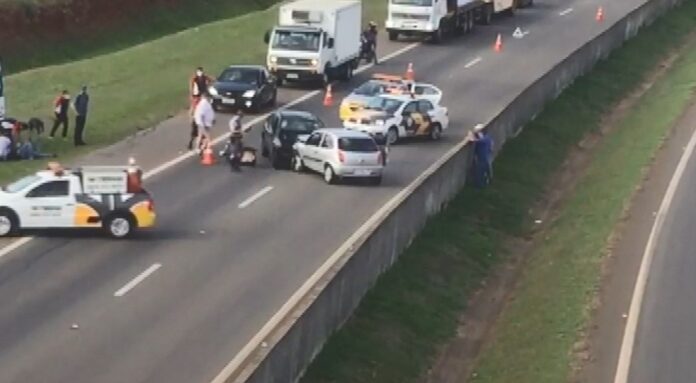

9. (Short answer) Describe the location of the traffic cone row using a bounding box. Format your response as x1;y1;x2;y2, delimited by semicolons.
405;62;415;81
323;84;334;107
201;142;215;166
596;6;604;22
494;33;503;53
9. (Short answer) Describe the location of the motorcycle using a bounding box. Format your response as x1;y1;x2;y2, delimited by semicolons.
220;136;243;171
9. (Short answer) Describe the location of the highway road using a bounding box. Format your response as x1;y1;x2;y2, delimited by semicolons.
0;0;653;382
620;107;696;382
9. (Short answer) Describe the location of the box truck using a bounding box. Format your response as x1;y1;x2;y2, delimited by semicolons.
386;0;533;43
264;0;362;87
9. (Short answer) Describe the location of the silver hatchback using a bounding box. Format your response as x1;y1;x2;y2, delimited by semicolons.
292;128;385;185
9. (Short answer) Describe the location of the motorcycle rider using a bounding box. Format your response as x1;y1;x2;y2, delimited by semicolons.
362;21;379;65
224;110;245;171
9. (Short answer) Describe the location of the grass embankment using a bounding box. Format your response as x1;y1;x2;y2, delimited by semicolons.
299;2;696;383
1;0;281;74
0;0;386;182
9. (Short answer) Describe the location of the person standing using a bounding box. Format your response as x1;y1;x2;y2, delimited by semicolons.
50;90;70;139
73;86;89;146
469;124;494;188
193;93;215;153
188;67;213;150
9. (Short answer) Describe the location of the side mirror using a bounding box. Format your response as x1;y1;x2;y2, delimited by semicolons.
264;30;271;44
327;38;335;49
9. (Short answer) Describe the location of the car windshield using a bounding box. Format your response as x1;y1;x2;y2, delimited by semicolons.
218;68;259;85
4;175;40;193
366;97;403;114
338;137;379;152
391;0;432;5
353;81;386;96
280;116;325;133
272;30;321;52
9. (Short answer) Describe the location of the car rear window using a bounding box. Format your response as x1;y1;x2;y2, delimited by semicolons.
338;137;378;152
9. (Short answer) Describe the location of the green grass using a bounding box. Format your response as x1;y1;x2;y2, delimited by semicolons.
1;0;281;74
299;2;696;383
0;0;387;183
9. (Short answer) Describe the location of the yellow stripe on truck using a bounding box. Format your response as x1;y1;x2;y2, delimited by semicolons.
130;201;156;228
74;203;101;227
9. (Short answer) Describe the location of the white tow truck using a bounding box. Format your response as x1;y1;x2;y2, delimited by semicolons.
0;162;156;238
386;0;533;43
264;0;362;86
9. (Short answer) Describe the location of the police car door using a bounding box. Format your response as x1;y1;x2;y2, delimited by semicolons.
21;180;75;228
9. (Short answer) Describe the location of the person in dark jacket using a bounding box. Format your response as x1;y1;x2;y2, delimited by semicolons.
469;124;494;188
50;90;70;139
362;22;379;64
73;86;89;146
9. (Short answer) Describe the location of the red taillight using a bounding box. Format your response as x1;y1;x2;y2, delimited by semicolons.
147;200;154;212
338;150;345;163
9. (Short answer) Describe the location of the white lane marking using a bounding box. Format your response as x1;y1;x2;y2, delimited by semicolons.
0;42;421;260
238;186;274;209
114;263;162;297
464;57;483;69
613;123;696;382
0;237;33;260
559;8;574;16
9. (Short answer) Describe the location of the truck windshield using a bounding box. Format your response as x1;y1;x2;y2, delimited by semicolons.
4;175;40;193
391;0;433;5
272;30;321;52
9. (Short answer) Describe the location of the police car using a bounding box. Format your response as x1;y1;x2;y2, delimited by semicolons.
343;94;449;145
339;74;442;121
0;162;156;238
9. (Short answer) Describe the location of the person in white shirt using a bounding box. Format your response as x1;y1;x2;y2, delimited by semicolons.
193;94;215;152
0;135;12;160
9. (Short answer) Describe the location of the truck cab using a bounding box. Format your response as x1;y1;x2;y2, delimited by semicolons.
265;0;361;87
0;162;156;238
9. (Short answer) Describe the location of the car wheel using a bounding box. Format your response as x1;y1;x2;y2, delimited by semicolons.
292;155;305;172
430;124;443;140
323;165;337;184
387;127;399;145
105;213;134;239
276;77;284;87
370;176;382;186
0;209;18;237
212;102;220;112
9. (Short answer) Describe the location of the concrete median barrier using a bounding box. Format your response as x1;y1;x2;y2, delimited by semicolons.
220;0;683;381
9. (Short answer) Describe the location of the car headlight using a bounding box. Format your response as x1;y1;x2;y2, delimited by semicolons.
311;59;319;67
243;90;256;98
273;137;282;147
270;56;278;63
374;119;385;126
209;86;219;96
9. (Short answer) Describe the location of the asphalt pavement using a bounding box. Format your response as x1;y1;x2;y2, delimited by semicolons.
0;0;654;382
624;103;696;383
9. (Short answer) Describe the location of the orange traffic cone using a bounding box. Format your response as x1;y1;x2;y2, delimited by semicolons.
596;6;604;22
201;143;215;165
405;62;415;81
494;33;503;52
323;84;334;107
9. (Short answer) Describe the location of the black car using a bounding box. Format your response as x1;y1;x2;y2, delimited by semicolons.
211;65;277;112
261;110;325;169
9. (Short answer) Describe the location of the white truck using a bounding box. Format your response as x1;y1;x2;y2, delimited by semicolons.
264;0;362;87
0;162;156;238
386;0;533;43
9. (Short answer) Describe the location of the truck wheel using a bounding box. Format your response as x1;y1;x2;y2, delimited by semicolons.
322;67;331;87
431;27;443;43
105;213;134;239
342;64;354;82
388;30;399;41
0;209;18;237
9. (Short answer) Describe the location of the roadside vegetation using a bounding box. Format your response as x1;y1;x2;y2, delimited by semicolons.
0;0;386;183
299;2;696;383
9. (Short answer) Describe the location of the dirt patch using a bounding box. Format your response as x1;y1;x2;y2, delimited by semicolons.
422;36;691;383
